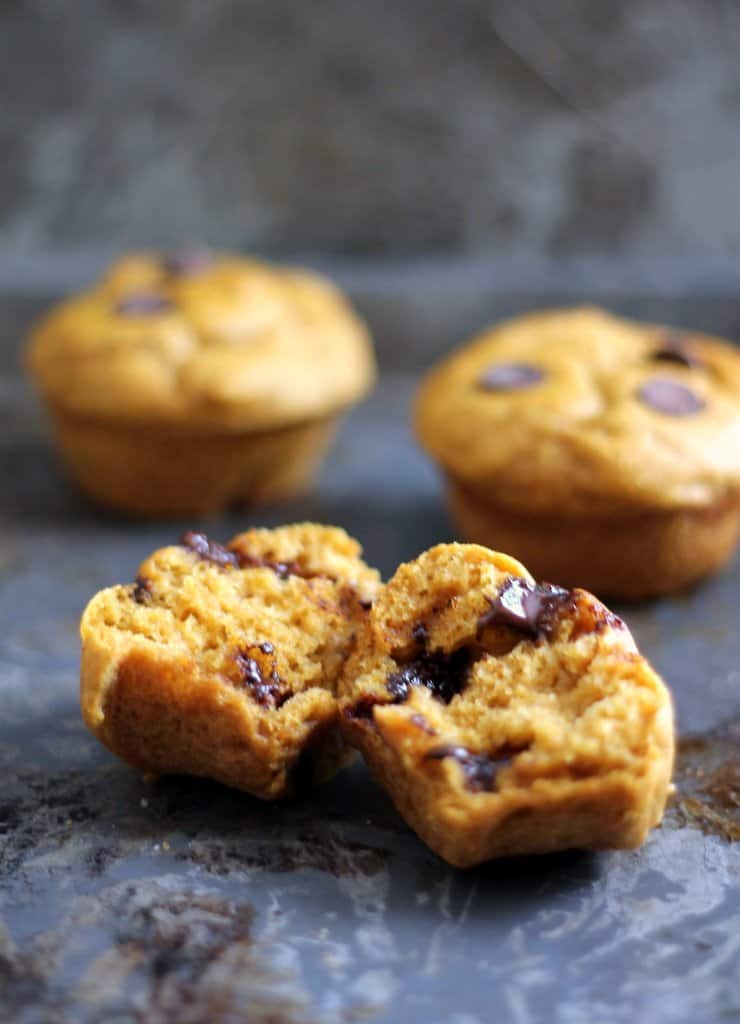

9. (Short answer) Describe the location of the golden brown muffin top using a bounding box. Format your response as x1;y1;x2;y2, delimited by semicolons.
415;307;740;513
28;251;376;432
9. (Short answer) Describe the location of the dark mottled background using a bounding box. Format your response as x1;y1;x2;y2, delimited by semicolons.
2;6;740;1023
2;0;740;294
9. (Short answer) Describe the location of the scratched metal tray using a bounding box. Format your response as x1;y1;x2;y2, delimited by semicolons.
1;290;738;1024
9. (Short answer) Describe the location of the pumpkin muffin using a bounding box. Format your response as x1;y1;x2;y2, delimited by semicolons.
80;523;380;798
415;307;740;598
28;250;376;517
340;543;674;867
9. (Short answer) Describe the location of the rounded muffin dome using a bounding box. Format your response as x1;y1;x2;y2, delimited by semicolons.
28;250;376;433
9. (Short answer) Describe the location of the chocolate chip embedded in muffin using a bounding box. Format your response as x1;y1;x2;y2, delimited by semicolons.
638;378;706;417
131;575;152;605
339;542;674;866
115;292;174;316
235;551;302;581
477;577;573;640
424;744;521;793
386;646;477;704
412;622;429;647
80;523;380;799
234;642;289;708
181;531;240;568
478;363;544;392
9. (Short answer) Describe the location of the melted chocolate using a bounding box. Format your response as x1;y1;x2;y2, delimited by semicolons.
181;531;330;583
236;552;300;581
162;249;214;276
234;643;288;708
412;623;429;647
181;531;239;568
386;646;476;704
343;696;380;722
478;363;544;392
132;575;152;604
478;577;572;641
115;292;174;316
425;744;518;793
638;378;705;416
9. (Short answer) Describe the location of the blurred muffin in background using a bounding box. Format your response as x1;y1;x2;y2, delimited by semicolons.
27;250;376;517
415;307;740;599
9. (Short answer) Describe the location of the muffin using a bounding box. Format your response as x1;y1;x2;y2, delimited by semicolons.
415;307;740;598
340;543;674;867
80;523;380;799
28;250;376;517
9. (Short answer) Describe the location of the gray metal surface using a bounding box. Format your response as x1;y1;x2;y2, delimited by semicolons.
1;293;739;1024
4;1;740;269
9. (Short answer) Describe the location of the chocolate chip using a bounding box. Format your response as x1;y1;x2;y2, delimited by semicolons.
234;644;288;708
638;378;705;416
478;577;572;641
161;249;214;276
115;292;174;316
344;696;380;722
358;598;374;611
236;652;263;689
132;575;152;604
425;744;518;793
236;552;298;580
235;548;331;581
478;363;544;392
270;562;293;581
386;646;476;704
181;531;239;568
412;623;429;648
180;533;323;581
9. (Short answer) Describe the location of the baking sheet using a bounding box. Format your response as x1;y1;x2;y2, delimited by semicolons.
1;297;738;1024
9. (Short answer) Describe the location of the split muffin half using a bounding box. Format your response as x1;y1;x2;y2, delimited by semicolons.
340;543;674;867
81;523;379;798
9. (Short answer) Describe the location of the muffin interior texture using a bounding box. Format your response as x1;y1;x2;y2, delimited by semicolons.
80;524;380;797
344;544;668;794
89;525;378;708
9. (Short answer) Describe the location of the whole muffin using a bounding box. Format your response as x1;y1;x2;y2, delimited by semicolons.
415;307;740;599
27;250;376;517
